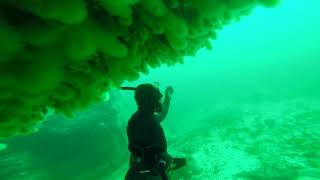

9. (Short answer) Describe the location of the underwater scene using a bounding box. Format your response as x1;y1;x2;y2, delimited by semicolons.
0;0;319;179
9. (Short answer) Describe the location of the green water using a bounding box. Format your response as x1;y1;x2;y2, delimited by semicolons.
0;0;320;179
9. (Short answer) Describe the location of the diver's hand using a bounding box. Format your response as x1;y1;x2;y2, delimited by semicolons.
165;86;174;99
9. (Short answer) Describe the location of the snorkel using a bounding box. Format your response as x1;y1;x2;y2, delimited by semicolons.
121;82;160;91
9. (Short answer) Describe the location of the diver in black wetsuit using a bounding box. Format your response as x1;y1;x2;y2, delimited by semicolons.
122;83;184;180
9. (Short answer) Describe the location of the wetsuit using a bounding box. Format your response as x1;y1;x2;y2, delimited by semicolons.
125;110;171;180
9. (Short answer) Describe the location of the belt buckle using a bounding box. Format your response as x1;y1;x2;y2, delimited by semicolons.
139;170;151;174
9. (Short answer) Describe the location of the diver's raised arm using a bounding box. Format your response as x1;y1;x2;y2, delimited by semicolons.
155;86;174;123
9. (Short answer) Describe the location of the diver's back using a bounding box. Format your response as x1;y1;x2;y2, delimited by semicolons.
127;111;167;154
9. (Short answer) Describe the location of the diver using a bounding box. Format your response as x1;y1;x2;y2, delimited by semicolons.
121;83;186;180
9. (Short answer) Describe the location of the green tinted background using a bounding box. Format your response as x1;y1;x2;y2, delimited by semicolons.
0;0;319;179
